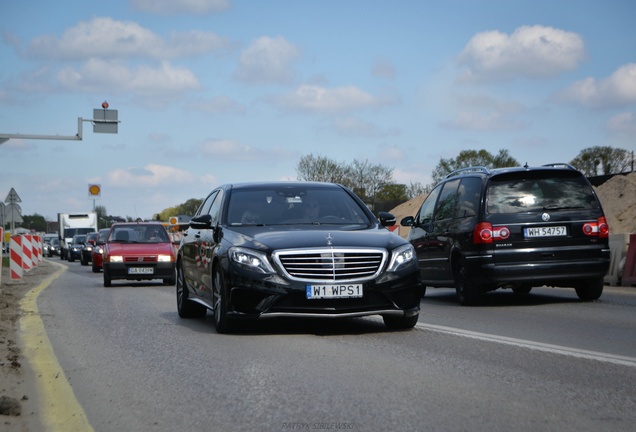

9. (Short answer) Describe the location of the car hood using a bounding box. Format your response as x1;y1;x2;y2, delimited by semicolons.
106;243;174;256
225;225;406;252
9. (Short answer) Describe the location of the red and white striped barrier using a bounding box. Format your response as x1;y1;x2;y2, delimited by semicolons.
22;234;33;272
0;227;3;286
10;235;24;281
32;234;42;265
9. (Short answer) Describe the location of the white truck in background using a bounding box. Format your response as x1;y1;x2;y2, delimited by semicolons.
58;212;98;260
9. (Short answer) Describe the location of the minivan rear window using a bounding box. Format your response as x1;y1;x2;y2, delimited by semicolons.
486;171;599;214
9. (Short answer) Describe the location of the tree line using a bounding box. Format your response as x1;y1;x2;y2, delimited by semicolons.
10;145;633;231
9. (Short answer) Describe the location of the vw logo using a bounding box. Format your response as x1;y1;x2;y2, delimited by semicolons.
542;213;550;221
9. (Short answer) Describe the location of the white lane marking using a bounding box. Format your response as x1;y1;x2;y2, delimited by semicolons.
415;322;636;368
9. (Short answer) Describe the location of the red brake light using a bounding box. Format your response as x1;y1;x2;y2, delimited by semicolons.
473;223;509;243
582;217;609;238
474;222;492;244
598;216;609;238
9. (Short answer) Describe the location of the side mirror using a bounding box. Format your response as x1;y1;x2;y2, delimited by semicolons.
377;211;396;227
400;216;415;227
190;214;213;229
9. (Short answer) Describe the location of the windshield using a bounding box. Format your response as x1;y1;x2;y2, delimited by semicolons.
487;171;600;214
108;225;170;243
227;186;371;226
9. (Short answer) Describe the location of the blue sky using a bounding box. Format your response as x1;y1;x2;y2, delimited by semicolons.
1;0;635;222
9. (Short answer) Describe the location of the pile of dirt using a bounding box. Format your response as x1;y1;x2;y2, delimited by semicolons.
595;172;636;235
390;172;636;237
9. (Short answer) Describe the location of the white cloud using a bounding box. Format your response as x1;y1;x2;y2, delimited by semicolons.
131;0;230;15
26;17;229;60
197;138;295;162
330;116;400;138
458;25;585;82
187;96;246;115
57;59;201;99
234;36;300;85
272;84;387;114
106;164;196;187
198;139;253;158
606;112;636;135
372;59;397;80
556;63;636;108
441;94;526;131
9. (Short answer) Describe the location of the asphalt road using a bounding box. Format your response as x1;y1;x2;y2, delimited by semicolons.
29;257;636;431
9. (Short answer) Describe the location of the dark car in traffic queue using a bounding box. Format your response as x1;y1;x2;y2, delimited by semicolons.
45;237;61;257
91;228;111;273
102;222;176;287
80;232;99;266
68;234;87;262
176;181;422;334
400;163;610;305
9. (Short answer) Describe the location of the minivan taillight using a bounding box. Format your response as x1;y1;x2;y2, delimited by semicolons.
473;222;510;244
583;216;609;238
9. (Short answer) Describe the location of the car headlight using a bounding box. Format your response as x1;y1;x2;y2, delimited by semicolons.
387;243;416;272
229;247;275;274
86;246;93;252
109;255;123;263
157;254;173;262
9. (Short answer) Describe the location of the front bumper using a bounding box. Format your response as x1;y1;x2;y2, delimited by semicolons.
224;266;422;320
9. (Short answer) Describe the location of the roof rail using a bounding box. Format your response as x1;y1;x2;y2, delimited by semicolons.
541;163;577;170
445;166;490;178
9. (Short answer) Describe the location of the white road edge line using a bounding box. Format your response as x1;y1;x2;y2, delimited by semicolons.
415;322;636;368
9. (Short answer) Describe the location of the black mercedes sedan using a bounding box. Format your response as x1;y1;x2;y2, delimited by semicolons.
176;182;422;333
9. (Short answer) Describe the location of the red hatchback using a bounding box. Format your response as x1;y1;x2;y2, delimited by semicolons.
102;222;176;287
91;228;111;273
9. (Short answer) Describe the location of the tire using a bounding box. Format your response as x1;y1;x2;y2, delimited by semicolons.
212;265;235;334
575;277;604;301
512;284;532;295
176;263;206;318
92;263;100;273
383;312;419;330
103;267;112;287
163;268;176;286
454;263;481;305
80;255;87;266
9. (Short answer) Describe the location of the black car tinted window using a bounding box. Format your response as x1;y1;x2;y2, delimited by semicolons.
208;190;224;225
434;179;460;221
227;186;370;226
416;185;441;225
457;177;482;218
198;191;218;216
487;171;600;214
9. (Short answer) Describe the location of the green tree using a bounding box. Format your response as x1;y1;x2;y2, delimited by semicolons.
296;153;350;184
21;214;47;232
431;149;519;184
296;154;396;209
374;183;409;213
158;198;203;221
94;205;110;229
569;146;633;176
406;181;429;199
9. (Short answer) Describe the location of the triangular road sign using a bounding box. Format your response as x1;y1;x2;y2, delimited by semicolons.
5;187;21;204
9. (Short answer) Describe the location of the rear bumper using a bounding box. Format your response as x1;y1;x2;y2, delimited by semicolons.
465;254;610;286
